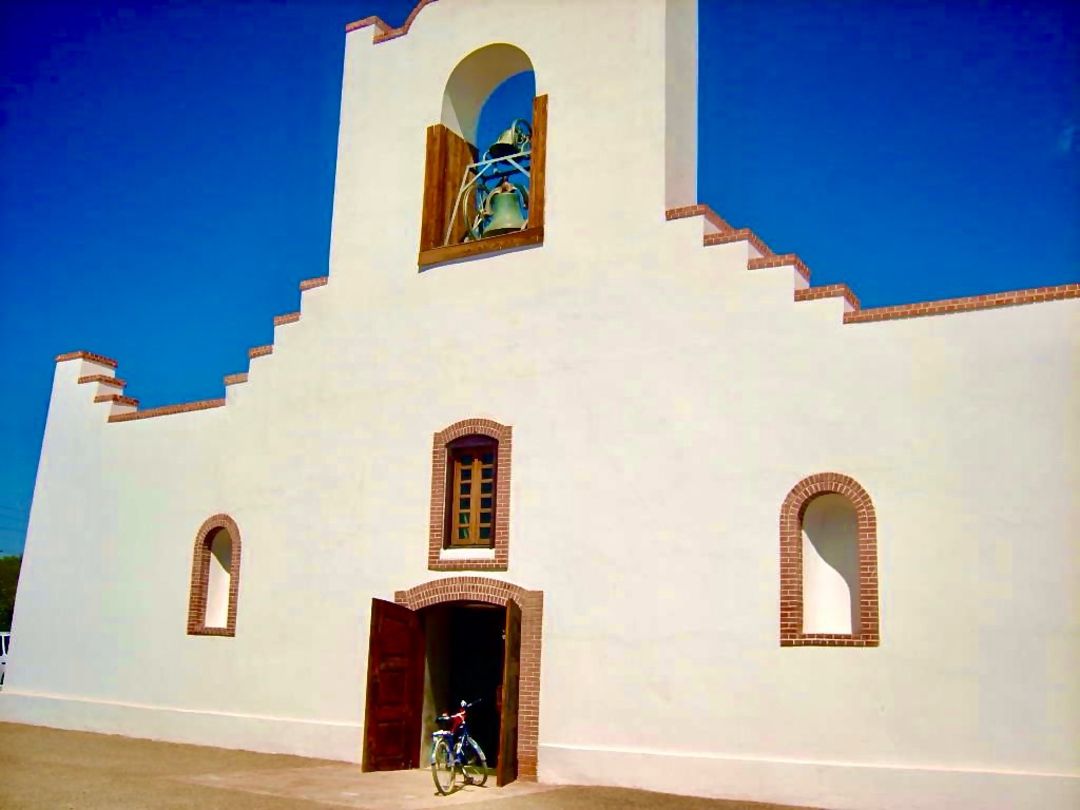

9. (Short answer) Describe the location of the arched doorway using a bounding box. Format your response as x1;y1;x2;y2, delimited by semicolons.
362;577;543;784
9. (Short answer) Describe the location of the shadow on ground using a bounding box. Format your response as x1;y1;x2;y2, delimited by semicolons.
0;722;821;810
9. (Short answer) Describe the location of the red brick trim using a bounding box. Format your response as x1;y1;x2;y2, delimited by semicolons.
795;283;860;311
248;344;273;359
703;228;774;257
843;283;1079;324
672;207;1077;324
345;0;437;42
223;373;248;386
780;473;879;648
78;375;125;388
749;253;811;285
187;514;242;637
273;312;300;327
395;576;542;780
56;350;118;368
299;276;329;291
665;204;733;234
429;418;512;572
93;394;138;407
108;398;225;423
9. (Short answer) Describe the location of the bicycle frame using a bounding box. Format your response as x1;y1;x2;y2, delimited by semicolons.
430;698;489;797
430;702;486;766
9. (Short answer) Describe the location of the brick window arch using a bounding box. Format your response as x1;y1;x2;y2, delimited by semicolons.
395;576;542;781
780;473;879;647
429;418;511;571
187;514;242;636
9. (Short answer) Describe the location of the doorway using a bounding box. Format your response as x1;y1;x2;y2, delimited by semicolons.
363;594;523;785
418;602;505;771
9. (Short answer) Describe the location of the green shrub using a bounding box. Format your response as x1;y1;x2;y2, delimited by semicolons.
0;556;22;632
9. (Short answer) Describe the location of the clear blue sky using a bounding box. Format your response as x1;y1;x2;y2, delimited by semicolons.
0;0;1076;555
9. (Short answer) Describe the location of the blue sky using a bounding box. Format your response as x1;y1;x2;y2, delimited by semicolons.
0;0;1076;555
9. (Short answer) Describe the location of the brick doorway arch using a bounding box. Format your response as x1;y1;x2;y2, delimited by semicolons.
395;577;543;781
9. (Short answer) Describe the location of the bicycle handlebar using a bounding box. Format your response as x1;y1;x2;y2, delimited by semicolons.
435;698;483;723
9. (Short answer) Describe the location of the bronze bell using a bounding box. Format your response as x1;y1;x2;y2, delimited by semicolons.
483;181;527;236
486;126;521;158
484;119;530;159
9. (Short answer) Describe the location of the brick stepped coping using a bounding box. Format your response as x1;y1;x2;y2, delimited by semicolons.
667;206;775;257
56;351;118;368
667;204;1079;324
750;254;810;284
845;283;1079;323
78;375;125;388
94;394;138;407
665;204;733;234
345;0;436;42
55;269;330;423
796;284;860;311
705;228;774;257
108;398;226;423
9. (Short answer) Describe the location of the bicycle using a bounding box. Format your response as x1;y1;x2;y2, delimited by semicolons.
430;699;488;795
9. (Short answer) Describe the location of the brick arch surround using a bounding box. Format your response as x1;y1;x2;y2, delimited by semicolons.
187;513;242;637
780;473;879;647
395;576;543;781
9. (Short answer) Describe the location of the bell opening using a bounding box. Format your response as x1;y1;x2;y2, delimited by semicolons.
426;55;539;253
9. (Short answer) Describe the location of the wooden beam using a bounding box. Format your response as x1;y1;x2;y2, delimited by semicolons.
529;95;548;229
418;226;544;268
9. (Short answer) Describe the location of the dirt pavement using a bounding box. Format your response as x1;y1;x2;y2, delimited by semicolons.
0;722;820;810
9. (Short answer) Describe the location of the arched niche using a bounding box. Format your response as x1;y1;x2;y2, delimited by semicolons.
779;473;880;647
419;44;547;266
441;43;534;147
187;514;242;637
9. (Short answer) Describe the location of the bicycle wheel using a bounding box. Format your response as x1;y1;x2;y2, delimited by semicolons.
431;738;456;795
461;738;488;787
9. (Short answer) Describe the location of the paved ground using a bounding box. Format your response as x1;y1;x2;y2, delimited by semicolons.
0;722;820;809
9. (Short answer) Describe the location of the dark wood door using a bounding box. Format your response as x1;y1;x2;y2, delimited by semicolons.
497;598;522;786
363;599;425;771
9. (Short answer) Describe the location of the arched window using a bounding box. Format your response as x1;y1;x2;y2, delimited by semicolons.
187;514;241;636
780;474;879;647
419;44;547;267
428;419;512;571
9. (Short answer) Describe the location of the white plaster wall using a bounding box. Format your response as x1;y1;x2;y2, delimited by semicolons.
4;2;1078;808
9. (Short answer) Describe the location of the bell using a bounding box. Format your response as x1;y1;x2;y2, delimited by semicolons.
483;185;527;236
484;119;530;160
485;126;522;158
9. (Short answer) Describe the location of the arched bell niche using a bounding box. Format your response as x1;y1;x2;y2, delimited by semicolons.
419;43;547;267
441;43;532;146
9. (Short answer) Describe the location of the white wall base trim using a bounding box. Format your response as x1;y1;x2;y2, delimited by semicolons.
0;690;362;762
538;743;1080;810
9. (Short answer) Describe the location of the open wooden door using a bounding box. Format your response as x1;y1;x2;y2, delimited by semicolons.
497;598;522;786
363;599;424;771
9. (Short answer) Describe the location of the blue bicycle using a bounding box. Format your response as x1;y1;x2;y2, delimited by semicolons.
430;699;488;795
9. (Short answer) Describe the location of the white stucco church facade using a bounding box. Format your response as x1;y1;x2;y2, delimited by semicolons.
3;1;1078;808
